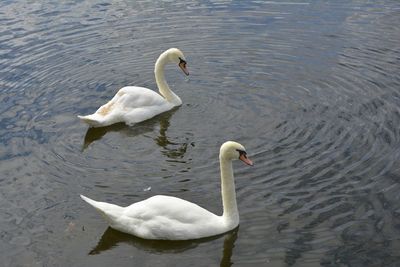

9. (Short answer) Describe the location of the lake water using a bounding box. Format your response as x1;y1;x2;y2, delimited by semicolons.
1;0;400;266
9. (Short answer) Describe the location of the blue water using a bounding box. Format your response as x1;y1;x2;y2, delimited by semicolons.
1;1;400;266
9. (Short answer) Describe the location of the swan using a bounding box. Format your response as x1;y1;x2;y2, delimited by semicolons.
80;141;253;240
78;48;189;127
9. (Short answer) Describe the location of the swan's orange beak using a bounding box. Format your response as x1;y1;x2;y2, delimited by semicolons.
179;61;189;76
239;154;253;166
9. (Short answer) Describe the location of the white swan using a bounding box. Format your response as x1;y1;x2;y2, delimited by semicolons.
78;48;189;127
80;141;253;240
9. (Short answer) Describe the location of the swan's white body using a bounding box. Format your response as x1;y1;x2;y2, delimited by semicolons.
81;141;253;240
78;48;188;127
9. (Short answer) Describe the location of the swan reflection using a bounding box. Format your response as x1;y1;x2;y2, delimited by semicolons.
82;108;190;159
89;227;238;267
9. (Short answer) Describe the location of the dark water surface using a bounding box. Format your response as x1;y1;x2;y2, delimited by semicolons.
1;0;400;266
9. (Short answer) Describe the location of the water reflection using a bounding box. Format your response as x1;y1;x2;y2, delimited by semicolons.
153;109;195;159
83;122;127;150
219;228;238;267
90;227;238;267
83;109;189;159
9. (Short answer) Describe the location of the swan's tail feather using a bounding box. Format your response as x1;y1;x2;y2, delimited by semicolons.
80;195;124;223
77;114;105;127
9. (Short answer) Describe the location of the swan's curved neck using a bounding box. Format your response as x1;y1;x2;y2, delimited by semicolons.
220;157;239;227
155;53;182;106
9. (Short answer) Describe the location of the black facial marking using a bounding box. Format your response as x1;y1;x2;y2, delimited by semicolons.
236;149;247;158
179;57;186;64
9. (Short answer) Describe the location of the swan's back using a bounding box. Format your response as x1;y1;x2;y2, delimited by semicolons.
116;86;166;108
126;195;219;222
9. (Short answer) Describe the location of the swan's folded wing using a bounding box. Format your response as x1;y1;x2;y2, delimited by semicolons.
121;195;224;240
124;195;218;222
116;86;167;109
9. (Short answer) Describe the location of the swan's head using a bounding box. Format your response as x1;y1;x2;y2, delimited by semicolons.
220;141;253;166
165;48;189;76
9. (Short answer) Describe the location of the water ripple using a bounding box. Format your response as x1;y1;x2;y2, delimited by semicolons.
1;0;400;266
